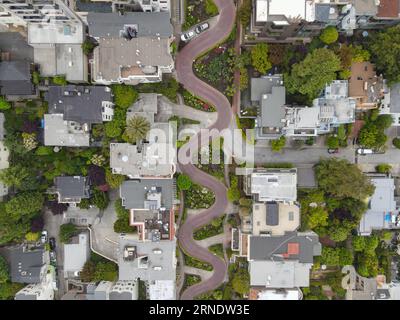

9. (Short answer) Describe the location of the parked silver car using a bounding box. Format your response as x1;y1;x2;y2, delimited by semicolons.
181;30;196;42
195;22;209;34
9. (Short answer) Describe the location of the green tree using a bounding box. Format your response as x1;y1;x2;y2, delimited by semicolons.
205;0;218;16
231;269;250;296
369;25;400;84
0;282;24;300
320;26;339;44
315;158;375;200
357;253;379;277
321;247;340;266
0;256;9;284
91;189;109;210
82;40;95;55
105;169;125;189
326;136;339;149
328;224;350;242
364;235;379;255
339;248;354;266
238;0;252;27
25;231;39;242
359;124;383;149
5;191;44;219
393;137;400;149
80;260;96;282
376;163;392;174
104;120;123;138
375;114;394;129
286;48;341;100
113;218;136;233
251;43;272;74
52;75;67;86
124;116;150;144
337;125;346;141
0;97;11;111
59;223;78;243
270;136;286;152
0;165;38;190
93;262;118;282
111;84;138;108
352;236;366;252
177;174;192;191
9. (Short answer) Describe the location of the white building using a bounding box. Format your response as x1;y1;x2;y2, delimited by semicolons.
63;233;91;278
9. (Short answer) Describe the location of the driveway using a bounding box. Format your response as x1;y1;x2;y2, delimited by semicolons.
176;0;236;300
43;210;65;299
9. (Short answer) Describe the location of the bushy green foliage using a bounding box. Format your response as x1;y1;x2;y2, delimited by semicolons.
124;116;150;144
59;223;78;243
286;48;341;100
320;26;339;44
52;75;67;86
105;169;125;189
0;97;10;111
251;43;272;74
0;256;9;284
326;136;339;149
376;163;392;174
270;136;286;152
91;189;109;210
177;174;192;191
204;0;218;15
185;184;215;209
232;269;250;296
111;84;138;108
193;216;224;240
315;158;375;200
238;0;252;27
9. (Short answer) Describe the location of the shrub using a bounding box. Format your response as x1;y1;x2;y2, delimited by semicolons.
59;223;78;243
113;218;136;233
320;26;339;44
326;136;339;149
205;0;218;16
393;137;400;149
111;84;138;108
0;97;11;111
91;189;109;210
52;75;67;86
177;174;192;191
251;43;272;74
376;163;391;174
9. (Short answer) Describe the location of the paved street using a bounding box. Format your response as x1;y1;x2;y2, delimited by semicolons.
43;210;65;299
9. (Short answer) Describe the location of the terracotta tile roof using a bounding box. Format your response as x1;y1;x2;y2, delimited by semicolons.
377;0;399;18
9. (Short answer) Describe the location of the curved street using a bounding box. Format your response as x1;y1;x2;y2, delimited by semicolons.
176;0;236;300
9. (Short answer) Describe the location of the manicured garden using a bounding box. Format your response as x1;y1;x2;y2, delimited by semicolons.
193;216;224;240
184;183;215;209
208;243;224;260
184;253;213;271
181;274;202;293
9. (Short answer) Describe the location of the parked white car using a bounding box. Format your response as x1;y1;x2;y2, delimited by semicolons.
41;230;48;244
357;148;373;155
181;30;196;42
195;22;209;34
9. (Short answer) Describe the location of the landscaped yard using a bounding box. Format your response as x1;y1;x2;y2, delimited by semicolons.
184;252;213;271
185;183;215;209
181;89;216;112
181;274;202;293
193;216;224;240
208;243;224;259
182;0;219;31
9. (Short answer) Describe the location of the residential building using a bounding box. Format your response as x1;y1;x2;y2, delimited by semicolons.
46;85;114;124
251;201;300;236
62;280;139;300
52;176;90;204
0;0;81;26
63;233;91;278
120;178;175;241
112;0;170;13
44;113;90;147
250;75;286;139
248;231;321;288
249;0;325;43
87;12;174;84
379;82;400;126
110;94;176;179
348;61;384;110
243;168;297;203
118;234;176;300
358;174;399;236
6;245;49;284
0;60;36;100
15;268;55;300
44;85;114;147
249;287;302;300
284;80;356;137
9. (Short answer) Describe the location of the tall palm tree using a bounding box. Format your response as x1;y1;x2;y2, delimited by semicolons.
124;115;150;144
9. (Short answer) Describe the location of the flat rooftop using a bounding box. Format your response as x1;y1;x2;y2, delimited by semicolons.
28;22;84;44
255;0;314;23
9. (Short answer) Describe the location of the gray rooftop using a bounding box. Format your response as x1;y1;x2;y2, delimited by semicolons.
251;76;284;102
87;12;173;38
0;32;34;62
118;236;176;282
8;245;48;284
249;231;321;263
260;86;286;128
353;0;379;16
44;114;90;147
55;176;90;202
390;83;400;113
0;61;35;96
120;179;174;210
359;176;397;236
46;85;113;124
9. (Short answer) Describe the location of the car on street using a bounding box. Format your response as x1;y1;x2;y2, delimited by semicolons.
41;230;48;244
50;251;57;263
357;148;374;155
195;22;209;34
181;30;196;42
328;148;339;154
49;237;56;250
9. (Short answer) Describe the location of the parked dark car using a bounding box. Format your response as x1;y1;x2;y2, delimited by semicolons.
49;237;56;250
327;148;339;154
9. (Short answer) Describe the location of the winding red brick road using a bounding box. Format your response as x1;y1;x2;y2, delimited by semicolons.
176;0;236;300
